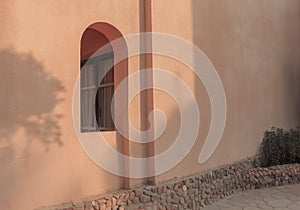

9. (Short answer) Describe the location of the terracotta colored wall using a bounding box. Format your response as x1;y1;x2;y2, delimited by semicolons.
152;0;300;182
0;0;299;209
0;1;140;209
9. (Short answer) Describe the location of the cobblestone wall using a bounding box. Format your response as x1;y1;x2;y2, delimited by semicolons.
41;158;300;210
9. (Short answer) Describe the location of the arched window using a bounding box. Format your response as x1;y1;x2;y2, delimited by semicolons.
80;52;115;132
80;28;115;132
80;22;129;188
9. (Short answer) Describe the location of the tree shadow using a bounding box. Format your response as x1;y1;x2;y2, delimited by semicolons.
0;49;65;162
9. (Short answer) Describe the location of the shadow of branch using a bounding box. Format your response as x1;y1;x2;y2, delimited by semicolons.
0;49;65;161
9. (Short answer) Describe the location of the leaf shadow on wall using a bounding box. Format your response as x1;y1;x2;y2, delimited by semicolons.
0;49;65;162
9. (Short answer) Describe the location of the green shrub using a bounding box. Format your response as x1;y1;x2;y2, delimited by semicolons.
259;127;300;167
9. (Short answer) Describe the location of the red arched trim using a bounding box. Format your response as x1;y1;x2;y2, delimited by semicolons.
80;22;130;189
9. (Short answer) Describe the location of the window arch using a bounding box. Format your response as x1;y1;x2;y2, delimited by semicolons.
80;28;115;131
80;22;130;188
80;23;128;132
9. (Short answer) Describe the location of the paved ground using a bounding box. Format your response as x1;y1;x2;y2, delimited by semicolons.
202;184;300;210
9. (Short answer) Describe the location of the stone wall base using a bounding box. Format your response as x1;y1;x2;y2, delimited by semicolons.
38;158;300;210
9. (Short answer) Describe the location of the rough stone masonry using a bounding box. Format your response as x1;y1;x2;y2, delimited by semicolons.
38;158;300;210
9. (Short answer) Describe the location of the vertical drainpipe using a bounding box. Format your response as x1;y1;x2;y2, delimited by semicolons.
144;0;155;185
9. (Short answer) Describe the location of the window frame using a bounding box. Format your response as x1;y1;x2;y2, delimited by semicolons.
80;52;115;132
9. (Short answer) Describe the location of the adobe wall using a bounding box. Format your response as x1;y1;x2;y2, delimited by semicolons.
0;0;299;209
0;1;141;209
152;0;300;183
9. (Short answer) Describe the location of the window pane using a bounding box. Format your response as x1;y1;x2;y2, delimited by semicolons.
95;85;115;130
100;58;114;84
81;64;97;132
95;87;105;128
80;89;89;131
81;53;115;132
81;64;97;87
106;85;115;129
